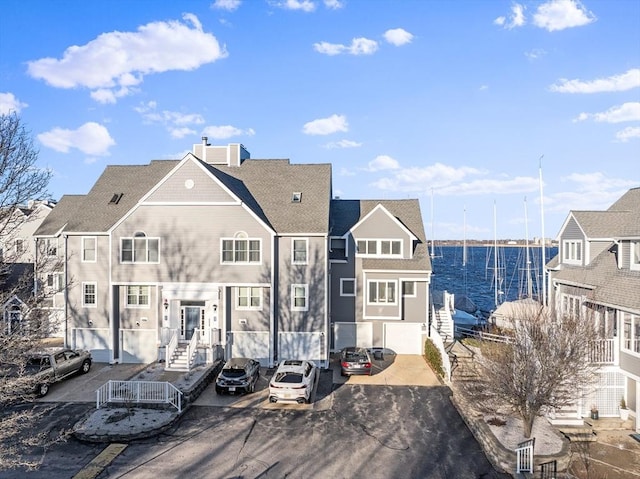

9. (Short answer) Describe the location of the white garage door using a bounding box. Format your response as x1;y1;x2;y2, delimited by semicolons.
278;332;324;362
73;327;111;363
333;322;373;351
121;329;158;363
230;331;270;366
384;323;424;355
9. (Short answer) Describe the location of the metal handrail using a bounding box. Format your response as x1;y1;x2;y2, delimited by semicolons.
186;329;199;372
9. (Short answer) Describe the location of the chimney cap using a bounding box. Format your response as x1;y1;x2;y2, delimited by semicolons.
201;136;209;146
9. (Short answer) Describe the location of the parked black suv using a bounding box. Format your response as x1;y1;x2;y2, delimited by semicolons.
215;358;261;395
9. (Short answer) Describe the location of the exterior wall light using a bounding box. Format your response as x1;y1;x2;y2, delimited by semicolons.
163;299;169;311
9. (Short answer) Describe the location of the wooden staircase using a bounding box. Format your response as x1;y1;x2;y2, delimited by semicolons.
165;343;196;371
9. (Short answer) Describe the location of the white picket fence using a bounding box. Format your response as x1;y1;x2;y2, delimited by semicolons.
96;380;183;412
515;438;535;474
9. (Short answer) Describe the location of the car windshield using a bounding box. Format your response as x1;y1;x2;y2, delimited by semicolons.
274;372;303;383
222;368;247;378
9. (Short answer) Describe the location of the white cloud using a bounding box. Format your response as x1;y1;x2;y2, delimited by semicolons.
27;14;227;103
0;92;28;114
270;0;316;12
494;3;526;29
525;48;547;60
383;28;414;46
532;0;596;32
546;172;638;213
324;139;362;149
339;167;356;177
615;126;640;142
37;122;115;156
324;0;343;9
212;0;241;11
313;37;378;56
302;114;348;135
550;69;640;93
135;101;205;138
574;102;640;123
202;125;255;139
367;155;400;172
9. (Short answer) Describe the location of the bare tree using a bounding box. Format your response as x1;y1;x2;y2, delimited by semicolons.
477;303;598;438
0;112;58;471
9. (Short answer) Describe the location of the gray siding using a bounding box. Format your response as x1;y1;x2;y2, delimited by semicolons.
111;204;273;284
351;207;413;258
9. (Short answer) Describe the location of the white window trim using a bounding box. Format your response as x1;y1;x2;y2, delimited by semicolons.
356;238;403;258
82;282;97;308
82;236;97;263
291;238;308;265
340;278;356;297
367;280;398;305
562;239;582;265
120;236;161;264
631;241;640;271
291;284;309;311
236;286;262;310
126;285;150;308
621;313;640;358
220;237;262;264
402;280;417;297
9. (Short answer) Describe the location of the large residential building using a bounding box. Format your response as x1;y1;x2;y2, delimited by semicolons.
33;141;432;369
547;187;640;428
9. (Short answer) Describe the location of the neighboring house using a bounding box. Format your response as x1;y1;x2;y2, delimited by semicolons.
33;140;432;369
0;200;55;334
546;187;640;428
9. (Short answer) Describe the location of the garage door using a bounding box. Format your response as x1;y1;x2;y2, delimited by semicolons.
384;323;424;354
73;327;111;363
333;322;373;351
230;331;270;366
278;332;324;362
121;329;158;363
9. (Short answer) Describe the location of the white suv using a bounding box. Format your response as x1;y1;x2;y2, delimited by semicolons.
268;360;317;404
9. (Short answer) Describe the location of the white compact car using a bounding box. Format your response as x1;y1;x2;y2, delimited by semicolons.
268;359;317;404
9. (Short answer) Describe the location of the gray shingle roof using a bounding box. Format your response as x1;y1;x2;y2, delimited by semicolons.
214;159;332;234
330;199;431;272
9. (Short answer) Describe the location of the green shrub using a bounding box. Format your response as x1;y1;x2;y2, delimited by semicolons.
423;338;444;378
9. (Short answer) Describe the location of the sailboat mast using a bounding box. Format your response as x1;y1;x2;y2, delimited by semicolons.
463;207;467;267
524;197;533;299
430;188;435;259
493;201;498;308
539;156;547;306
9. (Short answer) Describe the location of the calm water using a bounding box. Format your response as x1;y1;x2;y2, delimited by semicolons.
430;245;558;314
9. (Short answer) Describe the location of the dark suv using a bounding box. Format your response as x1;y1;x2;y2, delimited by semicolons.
215;358;261;395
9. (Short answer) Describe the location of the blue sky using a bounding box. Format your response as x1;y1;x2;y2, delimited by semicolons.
1;0;638;241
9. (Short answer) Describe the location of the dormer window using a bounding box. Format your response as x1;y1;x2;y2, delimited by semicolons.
632;240;640;271
292;192;302;203
562;239;582;265
356;239;402;258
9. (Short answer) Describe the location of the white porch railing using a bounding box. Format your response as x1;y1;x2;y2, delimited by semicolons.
428;320;452;383
186;329;199;372
589;338;615;364
515;438;535;474
166;330;178;366
96;380;182;412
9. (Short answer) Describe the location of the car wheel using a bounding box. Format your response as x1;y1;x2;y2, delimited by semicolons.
247;381;255;394
38;383;49;397
80;360;91;374
269;396;278;403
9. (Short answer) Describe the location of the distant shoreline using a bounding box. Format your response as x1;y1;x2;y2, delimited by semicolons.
434;241;557;248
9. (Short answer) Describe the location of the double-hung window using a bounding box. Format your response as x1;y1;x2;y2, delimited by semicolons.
402;281;416;297
237;287;262;309
292;238;308;264
121;233;159;263
126;286;150;307
221;237;261;263
83;282;97;308
47;273;64;292
622;314;640;355
291;284;308;311
340;278;356;297
368;280;397;304
82;237;97;262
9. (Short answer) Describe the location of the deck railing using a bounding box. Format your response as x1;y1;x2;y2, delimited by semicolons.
589;338;615;364
96;380;182;412
165;329;178;366
515;438;535;474
454;325;511;343
185;329;199;372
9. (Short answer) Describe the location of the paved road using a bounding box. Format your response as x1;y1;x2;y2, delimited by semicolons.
5;385;509;479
